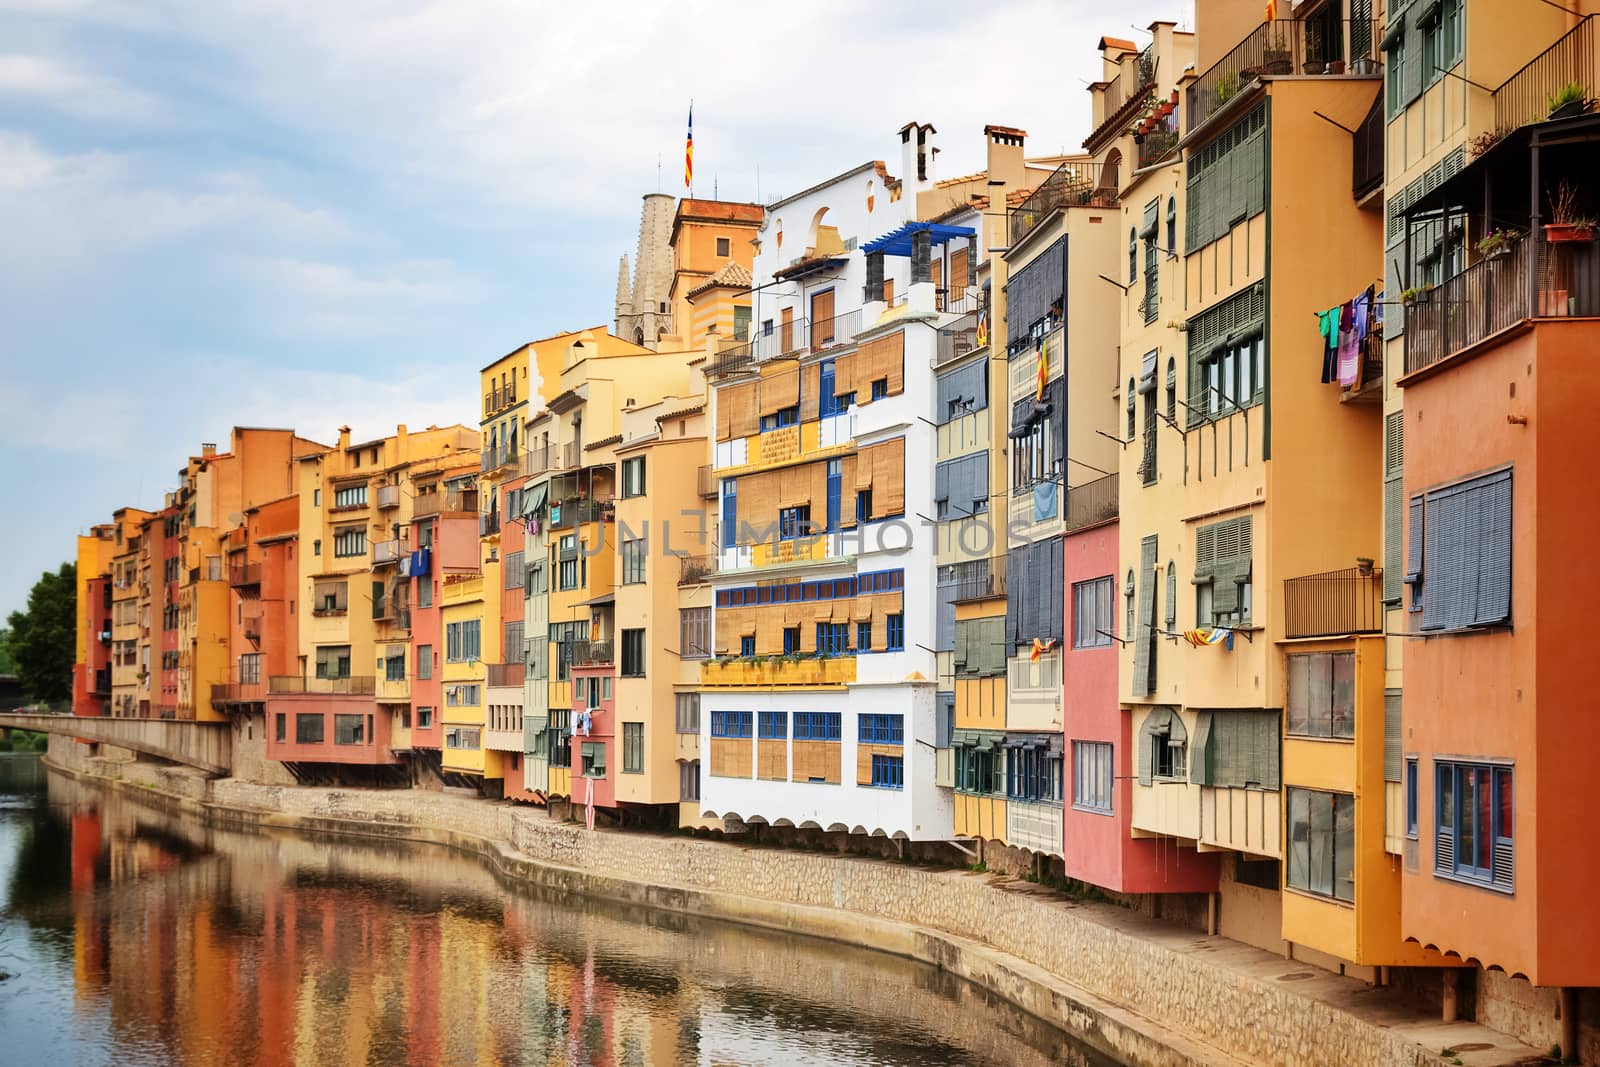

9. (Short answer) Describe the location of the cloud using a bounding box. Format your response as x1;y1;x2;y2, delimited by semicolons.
0;52;164;123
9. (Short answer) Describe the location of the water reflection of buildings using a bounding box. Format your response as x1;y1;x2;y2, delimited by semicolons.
46;771;1089;1067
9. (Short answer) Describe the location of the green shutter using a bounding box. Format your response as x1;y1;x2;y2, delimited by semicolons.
1192;711;1215;786
1384;689;1403;783
1136;710;1155;787
1132;535;1159;696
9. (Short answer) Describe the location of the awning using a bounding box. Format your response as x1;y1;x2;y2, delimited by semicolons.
951;729;1000;751
1137;349;1158;394
520;483;548;518
576;592;615;609
861;221;977;258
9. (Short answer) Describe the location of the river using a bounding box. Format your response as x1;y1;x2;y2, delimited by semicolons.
0;756;1118;1066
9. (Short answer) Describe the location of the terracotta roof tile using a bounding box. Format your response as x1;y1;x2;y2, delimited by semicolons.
1099;35;1137;52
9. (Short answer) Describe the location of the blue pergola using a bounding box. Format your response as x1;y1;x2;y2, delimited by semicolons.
860;221;976;258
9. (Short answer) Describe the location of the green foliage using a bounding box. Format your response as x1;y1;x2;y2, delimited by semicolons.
1214;70;1241;104
5;563;76;703
967;860;988;873
0;630;14;675
1548;81;1587;113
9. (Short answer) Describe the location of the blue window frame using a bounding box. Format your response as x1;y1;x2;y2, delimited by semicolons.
740;635;755;657
758;711;787;739
858;713;904;745
869;753;904;789
721;479;737;550
1405;758;1419;838
856;488;872;525
793;711;842;740
784;626;799;654
886;613;904;651
816;622;849;656
1435;760;1513;891
779;505;811;540
826;459;841;532
710;711;753;738
856;622;872;652
870;378;889;401
760;406;800;432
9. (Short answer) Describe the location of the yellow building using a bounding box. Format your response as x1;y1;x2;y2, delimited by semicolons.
667;198;765;348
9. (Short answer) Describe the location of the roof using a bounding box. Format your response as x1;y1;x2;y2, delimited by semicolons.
687;260;752;299
767;160;894;211
670;199;764;244
773;254;848;281
585;433;623;451
657;402;704;423
935;169;987;189
861;221;977;257
1099;35;1137;52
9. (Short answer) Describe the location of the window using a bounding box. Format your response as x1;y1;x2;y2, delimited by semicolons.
1137;708;1188;784
858;714;903;744
551;621;585;680
1142;200;1160;324
620;628;645;677
815;622;848;656
1195;516;1252;627
557;534;579;590
548;711;571;767
1128;226;1137;283
793;711;841;740
579;741;606;778
956;746;1003;795
675;693;700;734
313;539;321;556
622;723;643;773
417;707;433;729
418;576;432;608
1165;357;1177;423
417;645;433;679
715;236;731;256
740;635;756;657
445;620;481;662
385;649;406;682
295;714;325;744
1405;758;1419;838
315;644;352;680
313;488;321;508
621;538;647;584
1436;760;1513;891
761;405;800;432
274;713;286;742
680;759;702;801
1166;196;1176;254
621;456;647;498
869;753;904;789
936;360;988;422
1072;577;1116;648
855;489;872;525
778;505;811;540
1286;652;1355;739
1287;788;1356;903
238;653;260;684
504;551;524;589
710;710;753;738
871;378;889;401
856;622;871;652
333;526;366;558
445;683;481;706
785;626;801;654
1186;284;1265;425
934;452;988;520
758;711;787;739
1154;732;1184;779
886;613;903;651
334;714;367;745
1073;741;1113;814
680;608;711;660
1406;469;1512;631
1007;745;1061;802
334;484;366;509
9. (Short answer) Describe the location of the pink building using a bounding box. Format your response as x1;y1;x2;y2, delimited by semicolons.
1062;519;1218;893
570;658;615;811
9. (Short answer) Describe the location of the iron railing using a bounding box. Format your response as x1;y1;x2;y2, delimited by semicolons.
934;309;985;369
679;554;716;586
952;555;1006;602
372;539;404;565
1065;473;1119;530
1404;236;1533;375
228;562;261;587
569;639;614;666
939;287;985;315
1493;17;1595;135
486;662;525;688
549;498;613;529
480;443;520;473
1009;161;1119;247
1103;42;1157;118
268;675;376;695
1137;107;1181;169
484;383;517;416
1283;567;1382;638
479;512;501;537
522;443;559;478
1188;19;1381;134
1352;94;1384;199
809;307;860;352
92;668;111;694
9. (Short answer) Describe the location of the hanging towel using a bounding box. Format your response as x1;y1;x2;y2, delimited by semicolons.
1317;307;1341;383
1351;289;1373;388
1337;300;1360;386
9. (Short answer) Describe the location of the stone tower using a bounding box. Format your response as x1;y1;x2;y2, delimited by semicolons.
614;192;676;347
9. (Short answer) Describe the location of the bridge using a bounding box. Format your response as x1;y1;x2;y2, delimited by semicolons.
0;713;232;776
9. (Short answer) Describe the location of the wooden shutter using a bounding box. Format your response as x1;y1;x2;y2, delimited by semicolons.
1383;413;1405;602
801;361;821;418
1405;494;1425;593
721;381;758;440
1424;486;1470;629
780;307;794;354
860;329;905;399
1136;709;1155;786
1132;535;1158;696
859;437;904;516
810;288;835;341
1384;689;1403;783
1210;516;1251;615
949;247;968;299
760;367;800;416
882;277;894;304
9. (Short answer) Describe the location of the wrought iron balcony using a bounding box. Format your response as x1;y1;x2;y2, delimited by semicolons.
568;639;613;666
549;498;613;530
952;555;1006;603
522;443;558;478
679;554;716;586
1493;17;1596;137
1188;19;1381;136
1137;107;1181;170
1283;567;1382;639
372;539;404;566
1008;160;1119;247
1404;236;1538;375
1065;473;1119;531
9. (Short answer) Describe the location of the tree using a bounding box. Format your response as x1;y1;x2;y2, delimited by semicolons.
0;629;14;675
5;564;76;704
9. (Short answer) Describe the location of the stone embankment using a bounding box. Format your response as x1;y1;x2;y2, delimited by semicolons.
48;740;1544;1067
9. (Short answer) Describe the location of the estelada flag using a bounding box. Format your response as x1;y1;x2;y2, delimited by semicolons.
1030;637;1057;662
684;102;693;190
975;311;989;348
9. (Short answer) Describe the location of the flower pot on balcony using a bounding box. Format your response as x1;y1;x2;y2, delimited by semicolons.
1133;132;1145;144
1544;222;1595;243
1303;61;1326;75
1328;59;1346;75
1353;57;1378;75
1539;288;1571;316
1355;557;1375;577
1549;98;1590;121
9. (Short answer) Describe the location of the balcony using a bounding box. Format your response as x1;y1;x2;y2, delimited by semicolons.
376;484;401;510
1188;18;1380;137
679;554;716;586
699;654;857;689
484;384;518;417
568;639;613;666
211;681;265;706
1104;41;1157;117
934;309;985;369
93;668;111;695
697;464;717;499
709;315;818;374
480;443;520;474
1352;94;1383;201
372;539;404;566
412;488;478;519
228;562;261;587
268;675;377;695
1137;106;1180;170
1282;567;1382;639
952;555;1006;603
242;608;262;641
479;511;501;537
486;662;526;688
522;443;559;478
808;307;860;353
1008;160;1119;248
1403;237;1545;375
1492;17;1596;138
549;498;613;530
1065;473;1119;531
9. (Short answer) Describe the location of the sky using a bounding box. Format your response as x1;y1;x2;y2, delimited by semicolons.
0;0;1185;618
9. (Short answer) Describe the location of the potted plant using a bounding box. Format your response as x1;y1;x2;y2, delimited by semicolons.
1546;181;1596;242
1214;70;1240;105
1303;59;1326;75
1475;227;1523;258
1327;59;1347;75
1401;286;1431;307
1263;30;1292;74
1355;556;1375;577
1547;81;1591;120
1467;127;1507;159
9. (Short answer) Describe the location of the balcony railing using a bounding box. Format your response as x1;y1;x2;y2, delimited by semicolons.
939;286;985;316
712;314;826;373
484;384;517;416
1103;42;1157;118
372;539;404;566
679;554;716;586
412;488;477;519
1283;567;1382;639
1188;19;1381;134
228;562;261;587
697;464;717;499
1404;237;1533;375
1009;160;1119;247
376;484;401;510
486;662;525;688
1065;473;1119;531
242;608;262;641
268;675;376;695
93;668;111;694
211;681;265;705
569;639;614;666
480;512;501;537
952;555;1006;602
522;443;559;478
1137;107;1181;170
809;307;860;352
1493;17;1596;136
480;443;520;473
549;498;613;529
934;309;985;369
1352;94;1383;200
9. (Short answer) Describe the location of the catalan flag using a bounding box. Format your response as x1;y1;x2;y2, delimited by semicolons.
975;310;988;348
1030;637;1057;662
1264;0;1277;20
1035;335;1048;400
684;102;693;191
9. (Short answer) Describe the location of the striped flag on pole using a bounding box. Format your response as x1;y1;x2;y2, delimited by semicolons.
684;102;693;191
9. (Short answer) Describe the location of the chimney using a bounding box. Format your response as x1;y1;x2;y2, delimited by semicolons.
984;125;1028;191
337;425;351;450
201;442;217;457
396;423;408;450
899;122;919;196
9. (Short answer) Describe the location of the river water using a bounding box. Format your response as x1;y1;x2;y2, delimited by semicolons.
0;756;1117;1066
